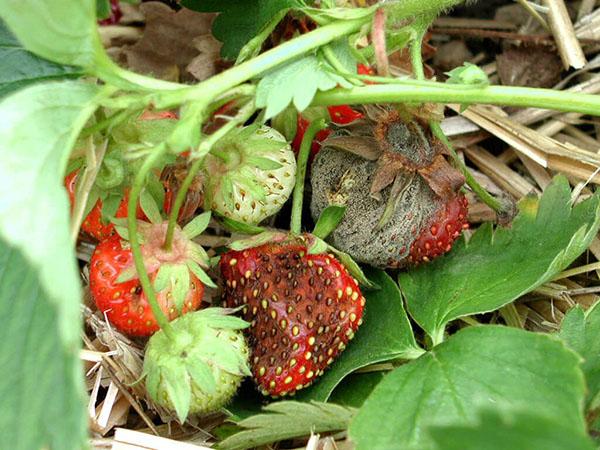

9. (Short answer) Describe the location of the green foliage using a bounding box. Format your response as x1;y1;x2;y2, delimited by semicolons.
560;301;600;410
218;401;355;450
400;176;600;342
350;326;586;450
0;81;100;449
297;269;423;402
0;20;81;98
312;205;346;239
446;62;489;86
256;54;352;119
0;0;101;67
181;0;301;60
429;408;595;450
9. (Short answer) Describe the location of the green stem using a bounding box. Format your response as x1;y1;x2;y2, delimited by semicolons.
163;102;258;250
128;144;174;339
290;119;328;235
430;122;504;213
312;83;600;116
409;31;426;81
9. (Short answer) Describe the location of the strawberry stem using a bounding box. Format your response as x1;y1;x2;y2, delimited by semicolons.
408;33;506;216
290;119;327;235
128;143;175;340
163;101;257;251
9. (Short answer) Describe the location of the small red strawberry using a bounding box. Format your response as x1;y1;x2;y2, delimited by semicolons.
220;234;365;397
65;170;146;241
408;194;469;264
90;214;215;336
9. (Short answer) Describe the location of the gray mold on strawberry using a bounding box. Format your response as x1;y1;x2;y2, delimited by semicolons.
310;147;449;268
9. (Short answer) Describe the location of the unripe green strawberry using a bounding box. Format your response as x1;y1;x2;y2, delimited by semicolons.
202;125;296;225
143;308;251;422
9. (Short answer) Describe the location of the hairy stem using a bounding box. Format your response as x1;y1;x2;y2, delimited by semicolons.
163;102;257;250
128;144;174;339
290;119;328;235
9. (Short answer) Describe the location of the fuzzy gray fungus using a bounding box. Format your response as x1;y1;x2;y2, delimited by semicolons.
310;147;443;268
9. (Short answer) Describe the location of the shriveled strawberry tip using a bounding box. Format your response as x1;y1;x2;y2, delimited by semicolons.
408;194;469;264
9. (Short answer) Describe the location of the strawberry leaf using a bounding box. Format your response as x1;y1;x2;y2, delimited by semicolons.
560;301;600;410
350;326;587;450
0;0;101;67
296;269;422;402
429;408;595;450
0;81;100;450
400;176;600;343
256;54;353;119
180;0;301;60
218;401;355;450
0;20;81;99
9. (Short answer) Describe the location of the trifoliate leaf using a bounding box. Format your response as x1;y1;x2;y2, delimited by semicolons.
446;62;489;86
162;364;192;423
186;361;217;395
256;55;353;119
560;301;600;410
400;176;600;343
350;326;586;450
218;401;356;450
182;211;211;239
180;0;301;60
428;408;595;450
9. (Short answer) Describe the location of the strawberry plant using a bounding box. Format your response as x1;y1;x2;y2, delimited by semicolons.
2;1;600;450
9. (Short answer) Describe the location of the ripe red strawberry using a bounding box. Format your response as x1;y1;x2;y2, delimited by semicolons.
408;194;469;264
65;170;146;241
89;216;215;336
220;234;365;397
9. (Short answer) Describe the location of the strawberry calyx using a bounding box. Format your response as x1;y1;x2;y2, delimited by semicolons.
143;308;251;422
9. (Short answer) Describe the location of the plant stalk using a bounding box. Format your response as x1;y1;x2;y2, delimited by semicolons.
290;119;328;235
128;144;175;339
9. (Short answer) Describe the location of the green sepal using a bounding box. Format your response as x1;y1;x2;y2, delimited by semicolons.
271;105;298;142
115;264;138;284
199;307;250;330
95;155;125;190
199;332;251;377
83;185;101;219
162;364;192;423
328;245;376;289
216;214;265;235
101;192;123;225
186;361;217;395
183;211;211;239
244;156;284;171
313;205;346;240
306;235;329;255
112;218;144;243
228;231;288;251
143;365;161;404
146;172;166;214
187;261;217;289
446;62;490;87
188;242;210;267
139;188;163;225
153;263;190;313
220;176;236;211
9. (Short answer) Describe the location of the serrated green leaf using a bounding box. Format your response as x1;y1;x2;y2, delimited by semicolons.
328;372;385;408
139;188;163;224
186;361;217;395
400;176;600;342
0;20;81;99
180;0;300;60
218;401;355;450
182;211;211;239
187;261;217;289
350;326;586;450
0;81;100;450
162;364;192;423
296;269;422;402
313;205;346;239
560;301;600;410
256;55;352;119
428;408;595;450
0;0;102;67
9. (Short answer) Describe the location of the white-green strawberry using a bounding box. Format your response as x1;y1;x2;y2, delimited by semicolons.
143;308;250;422
202;125;296;225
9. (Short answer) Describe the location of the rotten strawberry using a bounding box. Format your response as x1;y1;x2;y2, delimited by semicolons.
220;234;365;397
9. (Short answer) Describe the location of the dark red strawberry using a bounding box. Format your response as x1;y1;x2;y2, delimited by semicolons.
89;217;215;336
98;0;122;25
220;235;365;397
65;170;146;241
